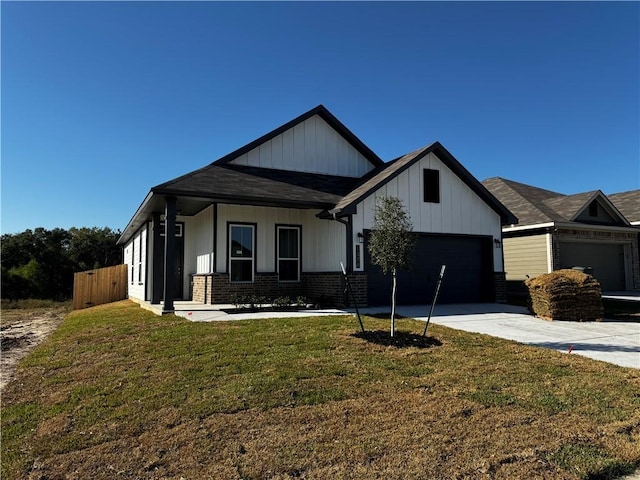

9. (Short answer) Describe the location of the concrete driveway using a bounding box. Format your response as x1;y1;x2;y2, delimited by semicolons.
362;303;640;369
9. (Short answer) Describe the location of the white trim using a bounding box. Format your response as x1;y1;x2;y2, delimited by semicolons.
503;221;638;234
545;233;553;272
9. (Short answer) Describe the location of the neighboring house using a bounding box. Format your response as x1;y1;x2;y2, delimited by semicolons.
118;105;516;313
482;178;640;292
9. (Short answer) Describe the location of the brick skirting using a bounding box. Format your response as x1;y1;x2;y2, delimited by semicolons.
191;272;368;307
494;271;507;303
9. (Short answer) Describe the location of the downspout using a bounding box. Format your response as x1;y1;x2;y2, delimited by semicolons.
332;212;353;273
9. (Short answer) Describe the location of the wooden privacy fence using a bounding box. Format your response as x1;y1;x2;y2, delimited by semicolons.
72;264;128;310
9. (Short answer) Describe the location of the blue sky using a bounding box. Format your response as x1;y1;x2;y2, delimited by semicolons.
2;1;638;234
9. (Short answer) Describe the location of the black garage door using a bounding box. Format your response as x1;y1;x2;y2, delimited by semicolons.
365;233;494;305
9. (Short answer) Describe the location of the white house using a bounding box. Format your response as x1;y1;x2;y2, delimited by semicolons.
118;106;516;313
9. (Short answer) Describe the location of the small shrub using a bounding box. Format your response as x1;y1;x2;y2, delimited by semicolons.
272;296;292;309
295;296;309;309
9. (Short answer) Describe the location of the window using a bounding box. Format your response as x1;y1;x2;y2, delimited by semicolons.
229;224;255;282
423;169;440;203
137;233;143;284
277;226;300;282
131;241;135;285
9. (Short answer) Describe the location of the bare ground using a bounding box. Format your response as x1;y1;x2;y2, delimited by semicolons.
1;309;66;393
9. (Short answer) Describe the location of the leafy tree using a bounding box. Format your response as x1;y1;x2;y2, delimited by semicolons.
1;227;122;301
367;196;414;337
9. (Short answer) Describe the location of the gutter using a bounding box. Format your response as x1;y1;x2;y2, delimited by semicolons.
503;221;639;235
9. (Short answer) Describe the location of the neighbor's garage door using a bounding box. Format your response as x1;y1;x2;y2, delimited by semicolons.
558;242;626;291
365;233;494;305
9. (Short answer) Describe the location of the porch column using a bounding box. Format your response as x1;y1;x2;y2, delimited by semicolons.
162;196;177;314
151;212;163;304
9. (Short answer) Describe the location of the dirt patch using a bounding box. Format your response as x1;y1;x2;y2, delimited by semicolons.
1;309;66;393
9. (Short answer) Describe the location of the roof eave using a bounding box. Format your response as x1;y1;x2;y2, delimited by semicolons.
117;191;155;245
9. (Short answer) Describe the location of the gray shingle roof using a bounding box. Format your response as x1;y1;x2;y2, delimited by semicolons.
609;190;640;224
543;190;599;221
153;163;360;209
482;177;631;226
481;177;561;224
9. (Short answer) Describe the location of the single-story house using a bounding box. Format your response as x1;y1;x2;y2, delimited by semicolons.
482;177;640;292
118;105;516;313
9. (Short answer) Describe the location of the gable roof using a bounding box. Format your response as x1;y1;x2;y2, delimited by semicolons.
214;104;384;169
609;189;640;225
331;142;518;225
482;177;631;227
118;107;517;245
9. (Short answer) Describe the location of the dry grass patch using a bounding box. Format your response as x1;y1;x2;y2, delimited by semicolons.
2;300;639;479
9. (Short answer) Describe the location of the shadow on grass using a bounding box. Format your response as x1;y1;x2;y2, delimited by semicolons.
352;330;442;349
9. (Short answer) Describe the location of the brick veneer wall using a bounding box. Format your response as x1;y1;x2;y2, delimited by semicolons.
551;229;640;290
191;271;368;307
493;272;507;303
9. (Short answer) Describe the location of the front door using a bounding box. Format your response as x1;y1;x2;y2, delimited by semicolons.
159;222;185;300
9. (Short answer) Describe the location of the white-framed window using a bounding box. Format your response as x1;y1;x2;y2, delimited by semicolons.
229;224;255;282
137;232;143;284
277;225;300;282
131;239;135;285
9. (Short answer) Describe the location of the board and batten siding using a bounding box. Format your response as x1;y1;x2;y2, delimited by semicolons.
183;206;215;276
123;225;147;301
229;114;375;178
503;234;550;280
214;204;345;273
351;152;504;271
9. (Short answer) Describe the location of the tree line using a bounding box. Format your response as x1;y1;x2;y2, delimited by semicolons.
1;227;122;301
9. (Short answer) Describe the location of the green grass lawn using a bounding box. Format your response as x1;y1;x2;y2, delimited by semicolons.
2;300;639;479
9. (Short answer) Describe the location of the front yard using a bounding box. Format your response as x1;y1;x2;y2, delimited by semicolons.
2;300;639;479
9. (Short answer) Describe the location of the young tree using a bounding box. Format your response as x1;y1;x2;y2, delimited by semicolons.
367;196;414;337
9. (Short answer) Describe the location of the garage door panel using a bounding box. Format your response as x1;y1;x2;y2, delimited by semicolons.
559;242;625;291
365;233;493;305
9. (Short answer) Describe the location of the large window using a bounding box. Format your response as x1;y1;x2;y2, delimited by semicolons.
277;226;300;282
229;224;255;282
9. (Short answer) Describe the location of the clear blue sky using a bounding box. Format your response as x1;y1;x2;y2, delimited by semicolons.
2;1;638;234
